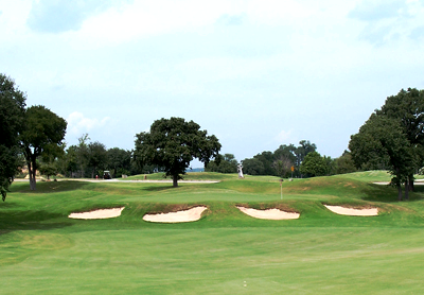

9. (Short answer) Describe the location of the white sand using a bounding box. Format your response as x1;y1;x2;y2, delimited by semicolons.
143;206;208;223
236;206;300;220
69;207;125;219
324;205;378;216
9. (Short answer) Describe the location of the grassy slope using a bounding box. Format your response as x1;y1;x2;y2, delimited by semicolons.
1;172;424;294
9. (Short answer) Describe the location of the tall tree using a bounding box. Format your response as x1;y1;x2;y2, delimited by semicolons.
0;74;26;200
87;141;108;178
134;117;221;187
253;151;276;175
76;134;90;177
295;140;317;175
300;151;327;177
377;88;424;190
241;158;265;175
335;151;357;174
273;155;294;178
20;105;67;190
65;145;78;177
349;114;415;200
107;147;132;177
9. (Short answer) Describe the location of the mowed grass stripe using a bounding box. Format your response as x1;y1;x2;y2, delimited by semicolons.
1;228;424;294
2;172;424;294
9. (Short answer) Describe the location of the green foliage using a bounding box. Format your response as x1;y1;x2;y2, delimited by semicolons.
65;145;78;176
378;88;424;146
273;155;294;178
242;140;317;177
242;158;265;175
350;88;424;198
335;151;356;174
107;147;132;177
205;153;238;173
87;141;107;178
350;114;416;200
38;162;58;180
300;151;328;177
134;117;221;187
0;74;26;201
295;140;317;170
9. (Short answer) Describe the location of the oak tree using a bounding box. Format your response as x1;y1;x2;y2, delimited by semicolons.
134;117;221;187
349;114;415;200
21;105;67;190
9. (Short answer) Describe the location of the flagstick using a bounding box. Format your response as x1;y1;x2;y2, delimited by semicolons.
280;179;283;200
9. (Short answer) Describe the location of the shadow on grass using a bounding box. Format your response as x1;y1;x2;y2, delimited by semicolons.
0;210;67;224
11;181;90;194
361;183;424;202
0;208;74;233
0;202;20;209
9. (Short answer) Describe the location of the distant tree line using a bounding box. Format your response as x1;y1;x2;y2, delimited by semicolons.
204;141;359;178
240;141;357;178
38;133;160;180
205;154;238;173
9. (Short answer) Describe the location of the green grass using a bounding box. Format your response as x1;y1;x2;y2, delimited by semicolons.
124;171;241;181
2;172;424;294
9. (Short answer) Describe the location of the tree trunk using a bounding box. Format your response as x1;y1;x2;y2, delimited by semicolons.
404;180;409;200
408;177;414;192
398;185;403;201
26;157;37;191
173;175;178;187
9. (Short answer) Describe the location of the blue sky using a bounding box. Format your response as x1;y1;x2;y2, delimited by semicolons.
1;0;424;166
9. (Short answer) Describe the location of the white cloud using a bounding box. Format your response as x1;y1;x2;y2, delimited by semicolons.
247;0;314;25
275;130;293;143
77;1;229;44
66;112;110;136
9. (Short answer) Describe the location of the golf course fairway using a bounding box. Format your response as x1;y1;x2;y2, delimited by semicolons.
1;171;424;294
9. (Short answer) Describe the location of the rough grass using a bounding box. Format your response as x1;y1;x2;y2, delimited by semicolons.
2;171;424;294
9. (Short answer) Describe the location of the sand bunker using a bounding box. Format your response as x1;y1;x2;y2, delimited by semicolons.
143;206;208;223
324;205;378;216
69;207;125;220
236;206;300;220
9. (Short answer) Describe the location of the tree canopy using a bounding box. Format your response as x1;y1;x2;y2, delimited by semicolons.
0;74;26;200
300;151;328;177
349;88;424;200
134;117;221;187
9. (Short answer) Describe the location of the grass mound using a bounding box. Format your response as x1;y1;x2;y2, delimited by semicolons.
2;171;424;294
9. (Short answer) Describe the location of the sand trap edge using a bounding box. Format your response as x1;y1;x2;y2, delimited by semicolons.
143;206;208;223
69;207;125;220
324;205;378;216
236;206;300;220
